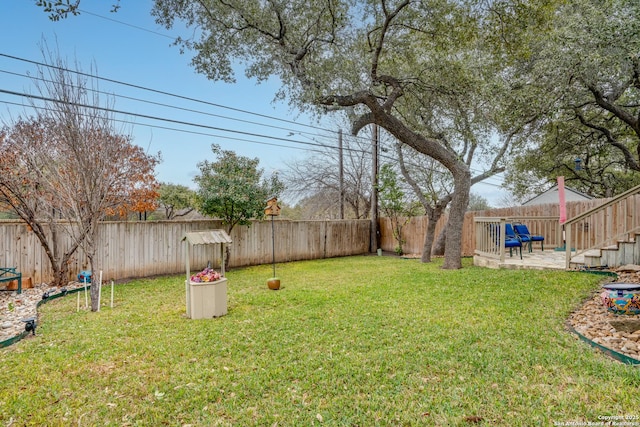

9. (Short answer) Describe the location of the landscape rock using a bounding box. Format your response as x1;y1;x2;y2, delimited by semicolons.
568;266;640;362
609;319;640;333
1;282;85;343
616;264;640;273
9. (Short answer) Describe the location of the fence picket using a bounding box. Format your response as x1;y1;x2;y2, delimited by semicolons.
378;198;614;256
0;219;370;284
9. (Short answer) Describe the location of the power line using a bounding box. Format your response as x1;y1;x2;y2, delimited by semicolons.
0;99;506;192
0;96;424;175
0;52;384;150
0;53;508;183
0;92;381;159
0;67;338;143
0;58;506;187
0;95;370;163
0;92;506;187
0;98;327;155
77;9;176;40
0;52;336;135
0;88;340;151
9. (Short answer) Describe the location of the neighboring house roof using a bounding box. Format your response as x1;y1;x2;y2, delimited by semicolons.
522;185;593;206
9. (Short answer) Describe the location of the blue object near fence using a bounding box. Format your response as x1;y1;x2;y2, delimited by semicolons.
78;270;92;283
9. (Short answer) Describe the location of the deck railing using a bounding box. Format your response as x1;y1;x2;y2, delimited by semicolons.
475;217;506;261
475;216;561;262
564;184;640;269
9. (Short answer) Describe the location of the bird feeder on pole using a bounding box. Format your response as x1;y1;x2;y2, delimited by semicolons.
264;197;281;290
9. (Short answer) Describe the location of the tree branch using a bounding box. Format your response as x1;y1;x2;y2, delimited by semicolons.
370;0;410;83
588;84;640;138
575;109;640;171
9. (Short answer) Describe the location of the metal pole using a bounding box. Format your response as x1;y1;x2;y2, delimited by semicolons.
371;124;379;253
271;215;276;277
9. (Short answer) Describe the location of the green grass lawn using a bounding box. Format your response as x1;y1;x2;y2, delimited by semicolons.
1;256;638;426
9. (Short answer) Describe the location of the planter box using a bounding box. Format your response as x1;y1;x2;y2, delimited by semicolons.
4;277;33;291
3;278;32;291
188;278;227;319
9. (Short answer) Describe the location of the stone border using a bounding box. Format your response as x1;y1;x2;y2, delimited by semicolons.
0;285;89;349
570;326;640;366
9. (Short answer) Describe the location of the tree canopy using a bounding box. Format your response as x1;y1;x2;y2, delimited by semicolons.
157;182;197;219
194;144;284;233
504;0;640;200
36;0;121;20
152;0;545;268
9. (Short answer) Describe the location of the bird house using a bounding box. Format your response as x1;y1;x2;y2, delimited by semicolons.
264;197;281;216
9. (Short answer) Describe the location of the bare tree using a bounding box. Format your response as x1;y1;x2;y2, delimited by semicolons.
0;51;159;310
0;119;82;289
284;128;373;219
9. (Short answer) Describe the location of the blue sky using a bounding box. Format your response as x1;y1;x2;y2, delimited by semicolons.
0;1;507;205
0;1;334;190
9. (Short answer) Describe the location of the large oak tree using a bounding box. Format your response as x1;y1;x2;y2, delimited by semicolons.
150;0;546;268
504;0;640;200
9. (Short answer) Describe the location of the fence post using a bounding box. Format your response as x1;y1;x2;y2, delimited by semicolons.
499;218;506;263
565;225;572;270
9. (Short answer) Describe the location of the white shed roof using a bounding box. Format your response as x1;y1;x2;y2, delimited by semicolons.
182;230;232;245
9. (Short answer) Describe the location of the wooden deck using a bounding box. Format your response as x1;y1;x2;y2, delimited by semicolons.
474;249;575;271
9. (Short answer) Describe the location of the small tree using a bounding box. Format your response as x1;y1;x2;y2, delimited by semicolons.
467;193;491;212
157;183;196;219
378;164;418;255
194;144;284;265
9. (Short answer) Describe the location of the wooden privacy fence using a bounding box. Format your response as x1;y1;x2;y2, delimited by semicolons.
378;197;617;257
5;195;630;284
0;219;371;284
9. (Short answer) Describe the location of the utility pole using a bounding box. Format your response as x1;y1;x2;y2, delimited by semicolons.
371;124;379;253
339;129;344;219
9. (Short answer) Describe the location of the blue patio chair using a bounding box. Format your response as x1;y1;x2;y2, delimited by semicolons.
505;223;518;241
513;223;544;252
489;223;522;259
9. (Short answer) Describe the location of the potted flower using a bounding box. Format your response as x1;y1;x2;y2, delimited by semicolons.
188;267;227;318
190;267;222;283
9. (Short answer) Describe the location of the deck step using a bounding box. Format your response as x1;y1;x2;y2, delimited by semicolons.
579;241;640;268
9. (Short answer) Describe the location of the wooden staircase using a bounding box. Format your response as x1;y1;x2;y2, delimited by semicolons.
573;238;640;269
565;184;640;269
